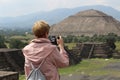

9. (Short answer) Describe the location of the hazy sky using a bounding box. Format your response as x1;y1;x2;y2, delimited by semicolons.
0;0;120;17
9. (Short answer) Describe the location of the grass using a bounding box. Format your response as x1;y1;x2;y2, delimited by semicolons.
20;58;120;80
19;75;25;80
65;43;76;49
59;58;120;77
115;41;120;51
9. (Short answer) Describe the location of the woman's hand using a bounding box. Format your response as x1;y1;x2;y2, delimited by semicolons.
57;36;64;49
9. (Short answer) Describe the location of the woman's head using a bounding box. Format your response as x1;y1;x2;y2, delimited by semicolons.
32;21;50;38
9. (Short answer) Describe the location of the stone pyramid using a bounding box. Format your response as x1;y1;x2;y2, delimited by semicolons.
50;9;120;36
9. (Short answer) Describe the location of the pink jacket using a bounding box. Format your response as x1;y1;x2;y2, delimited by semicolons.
22;38;69;80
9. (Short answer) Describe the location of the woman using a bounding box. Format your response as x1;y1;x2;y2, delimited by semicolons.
22;21;69;80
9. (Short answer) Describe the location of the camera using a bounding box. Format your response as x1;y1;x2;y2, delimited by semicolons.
49;36;59;45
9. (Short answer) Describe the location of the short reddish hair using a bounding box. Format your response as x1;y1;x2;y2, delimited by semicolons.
32;21;50;38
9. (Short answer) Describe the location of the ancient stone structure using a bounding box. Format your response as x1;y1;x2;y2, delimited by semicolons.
69;42;118;60
0;71;19;80
50;9;120;36
0;49;24;74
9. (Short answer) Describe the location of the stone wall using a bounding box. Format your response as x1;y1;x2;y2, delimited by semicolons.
0;49;24;74
0;71;19;80
69;42;117;59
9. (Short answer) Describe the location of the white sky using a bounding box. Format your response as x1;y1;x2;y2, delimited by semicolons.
0;0;120;17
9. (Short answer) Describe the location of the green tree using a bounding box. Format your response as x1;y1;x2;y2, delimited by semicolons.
9;39;27;49
0;35;6;48
64;35;74;43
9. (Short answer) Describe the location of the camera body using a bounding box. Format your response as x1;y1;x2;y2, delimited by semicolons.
49;36;59;45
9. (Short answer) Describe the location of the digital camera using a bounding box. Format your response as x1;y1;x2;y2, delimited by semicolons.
49;36;59;45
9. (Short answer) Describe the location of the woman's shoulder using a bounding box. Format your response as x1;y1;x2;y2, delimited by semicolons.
46;43;57;49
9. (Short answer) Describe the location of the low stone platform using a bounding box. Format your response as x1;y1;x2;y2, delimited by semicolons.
0;48;24;73
0;71;19;80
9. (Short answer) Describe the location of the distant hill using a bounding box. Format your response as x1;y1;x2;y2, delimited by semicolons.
0;5;120;29
50;9;120;36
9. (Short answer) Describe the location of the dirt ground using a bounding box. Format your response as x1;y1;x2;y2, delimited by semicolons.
61;74;120;80
60;62;120;80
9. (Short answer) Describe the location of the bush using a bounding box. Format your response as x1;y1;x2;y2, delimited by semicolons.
0;35;7;48
9;39;27;49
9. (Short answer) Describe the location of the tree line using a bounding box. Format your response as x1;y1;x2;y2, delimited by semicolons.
0;33;120;49
63;33;120;43
0;35;27;49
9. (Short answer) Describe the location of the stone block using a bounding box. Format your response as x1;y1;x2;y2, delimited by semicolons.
0;71;19;80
